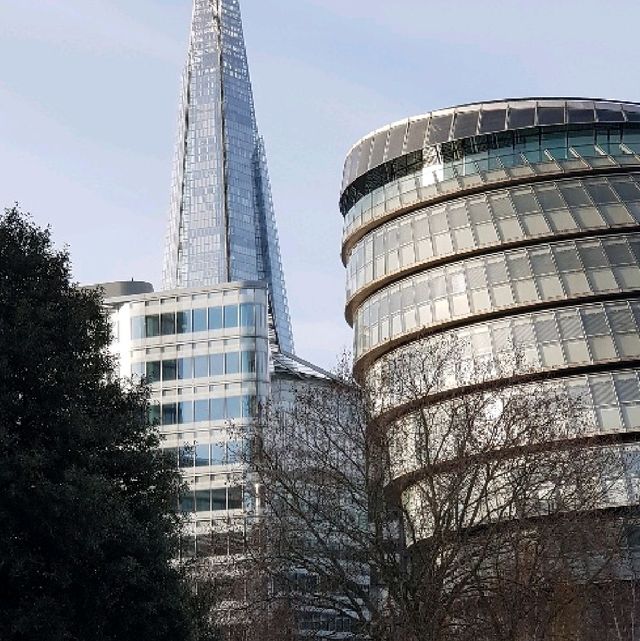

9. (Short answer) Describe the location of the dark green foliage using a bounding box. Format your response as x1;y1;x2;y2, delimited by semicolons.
0;207;214;641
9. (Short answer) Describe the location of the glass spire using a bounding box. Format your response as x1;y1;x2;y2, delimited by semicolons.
163;0;294;354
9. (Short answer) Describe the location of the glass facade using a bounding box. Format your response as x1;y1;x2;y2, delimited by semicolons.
163;0;294;354
341;98;640;547
106;284;270;558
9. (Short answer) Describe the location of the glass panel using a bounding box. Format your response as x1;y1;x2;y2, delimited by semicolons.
537;105;565;125
240;303;255;328
508;107;535;129
208;306;223;330
479;108;506;134
194;399;209;422
453;110;479;138
227;396;242;418
195;490;210;511
228;486;243;510
177;310;191;334
225;352;240;375
193;308;207;332
162;359;177;381
146;361;161;384
211;488;226;511
178;401;193;424
427;113;453;144
210;353;225;376
210;398;225;421
161;312;176;335
224;305;239;328
195;443;209;467
241;350;256;374
178;357;193;380
194;355;209;378
145;315;160;338
132;316;145;339
211;443;226;465
162;403;177;425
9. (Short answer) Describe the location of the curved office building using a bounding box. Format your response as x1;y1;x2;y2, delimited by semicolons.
340;98;640;542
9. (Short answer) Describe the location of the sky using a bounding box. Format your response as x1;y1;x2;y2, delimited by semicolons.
2;0;640;369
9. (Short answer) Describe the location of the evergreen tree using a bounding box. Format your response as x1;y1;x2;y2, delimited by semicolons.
0;206;212;641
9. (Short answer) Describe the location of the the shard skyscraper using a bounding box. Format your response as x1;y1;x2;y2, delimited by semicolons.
163;0;294;354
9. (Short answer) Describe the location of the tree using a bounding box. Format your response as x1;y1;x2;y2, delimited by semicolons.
0;206;216;641
245;339;637;641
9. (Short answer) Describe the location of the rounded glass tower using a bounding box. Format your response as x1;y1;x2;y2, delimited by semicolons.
341;98;640;538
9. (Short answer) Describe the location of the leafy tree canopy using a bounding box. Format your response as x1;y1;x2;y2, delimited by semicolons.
0;206;210;641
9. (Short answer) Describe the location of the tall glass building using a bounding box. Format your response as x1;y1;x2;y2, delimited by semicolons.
341;98;640;543
163;0;294;355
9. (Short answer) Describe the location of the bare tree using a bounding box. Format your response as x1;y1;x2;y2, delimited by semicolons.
238;335;638;641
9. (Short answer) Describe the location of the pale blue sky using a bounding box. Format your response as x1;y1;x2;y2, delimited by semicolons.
2;0;640;367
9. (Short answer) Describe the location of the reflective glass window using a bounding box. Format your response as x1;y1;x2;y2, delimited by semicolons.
178;357;193;380
178;401;193;424
211;443;226;465
537;105;565;125
208;306;223;330
194;355;208;378
226;352;240;375
427;113;453;144
210;353;224;376
146;361;161;384
148;403;161;425
479;108;506;134
227;396;241;418
559;184;592;207
193;308;207;332
145;315;160;338
180;493;194;513
453;111;479;138
224;305;239;328
194;399;209;422
162;403;177;426
195;490;210;511
161;312;176;335
241;350;256;374
210;398;225;421
177;310;191;334
211;489;226;511
132;316;145;339
228;487;243;510
195;443;209;467
162;359;177;382
585;182;618;204
240;303;255;328
508;107;535;129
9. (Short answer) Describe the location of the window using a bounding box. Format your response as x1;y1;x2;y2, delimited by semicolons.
161;312;176;335
146;361;161;384
224;305;239;328
211;443;226;465
210;353;224;376
194;355;209;378
211;488;226;511
226;352;240;375
208;307;223;330
162;403;177;425
193;308;207;332
228;486;243;510
194;400;209;422
162;359;177;382
178;401;193;424
145;315;160;338
240;303;255;327
178;357;193;380
195;443;209;467
177;310;191;334
211;398;225;421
